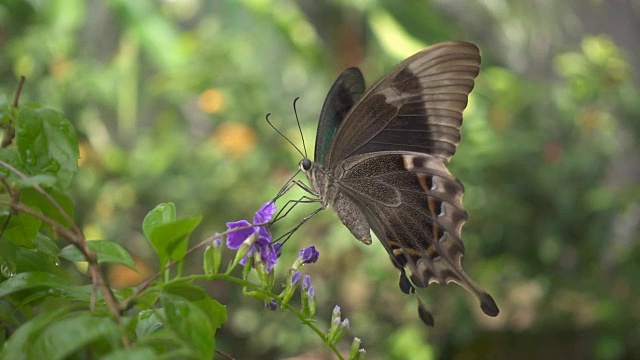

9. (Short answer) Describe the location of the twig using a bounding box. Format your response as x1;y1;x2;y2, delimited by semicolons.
215;350;236;360
12;76;25;108
1;76;24;147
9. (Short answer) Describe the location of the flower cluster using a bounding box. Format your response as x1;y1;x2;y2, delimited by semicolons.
218;201;365;359
226;201;280;272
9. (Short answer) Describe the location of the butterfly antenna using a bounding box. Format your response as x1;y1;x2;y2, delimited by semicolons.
292;97;308;159
265;113;305;158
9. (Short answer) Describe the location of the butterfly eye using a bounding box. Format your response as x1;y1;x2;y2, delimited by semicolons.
300;158;312;171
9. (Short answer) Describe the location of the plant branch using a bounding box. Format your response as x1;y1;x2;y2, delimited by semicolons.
0;198;122;325
123;221;270;307
12;76;25;108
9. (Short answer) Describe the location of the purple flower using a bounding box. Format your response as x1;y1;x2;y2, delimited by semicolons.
299;245;320;264
225;201;281;271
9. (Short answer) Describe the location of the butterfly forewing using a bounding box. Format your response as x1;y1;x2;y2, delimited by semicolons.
314;68;365;165
324;41;481;166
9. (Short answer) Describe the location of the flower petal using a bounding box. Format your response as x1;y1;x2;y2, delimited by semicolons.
262;243;279;272
226;220;253;249
273;242;283;258
254;201;277;224
256;226;272;244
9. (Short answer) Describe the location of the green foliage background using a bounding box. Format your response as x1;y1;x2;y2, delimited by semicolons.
1;0;639;359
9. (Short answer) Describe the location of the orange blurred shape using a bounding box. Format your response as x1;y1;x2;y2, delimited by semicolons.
211;122;257;157
198;88;225;114
107;257;153;289
50;57;70;79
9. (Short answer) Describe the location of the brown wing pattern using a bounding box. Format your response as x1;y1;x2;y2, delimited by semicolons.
325;42;480;166
336;151;499;317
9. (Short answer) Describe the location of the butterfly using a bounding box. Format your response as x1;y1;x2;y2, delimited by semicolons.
298;41;499;325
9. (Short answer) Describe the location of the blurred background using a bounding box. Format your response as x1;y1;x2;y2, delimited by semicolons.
1;0;639;359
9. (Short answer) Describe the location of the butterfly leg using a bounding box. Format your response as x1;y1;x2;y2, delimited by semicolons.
271;196;320;224
273;207;323;244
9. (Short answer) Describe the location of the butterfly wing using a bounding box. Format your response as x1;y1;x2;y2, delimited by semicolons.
324;41;480;167
314;68;365;165
335;151;499;317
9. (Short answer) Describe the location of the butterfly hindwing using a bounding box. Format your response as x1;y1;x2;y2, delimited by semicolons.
335;151;499;317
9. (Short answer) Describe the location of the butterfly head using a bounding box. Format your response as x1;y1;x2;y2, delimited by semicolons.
299;158;313;172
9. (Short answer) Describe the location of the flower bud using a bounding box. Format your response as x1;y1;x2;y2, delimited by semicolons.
327;316;341;344
333;318;349;343
204;234;223;275
349;337;362;359
281;270;301;306
293;245;320;269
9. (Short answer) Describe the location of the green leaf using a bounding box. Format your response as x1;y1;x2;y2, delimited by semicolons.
21;187;75;233
0;305;73;360
32;233;60;258
0;147;26;183
1;211;41;248
0;238;18;277
165;283;227;332
142;204;201;269
161;293;215;359
58;240;137;270
135;309;195;356
150;216;202;260
0;272;88;301
30;312;121;360
15;105;79;190
102;347;158;360
15;174;58;188
16;247;60;273
0;102;13;125
142;203;176;239
135;309;164;339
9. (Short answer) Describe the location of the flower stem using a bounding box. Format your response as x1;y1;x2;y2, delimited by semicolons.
154;273;344;360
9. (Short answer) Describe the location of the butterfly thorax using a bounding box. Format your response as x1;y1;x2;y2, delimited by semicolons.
299;159;336;209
